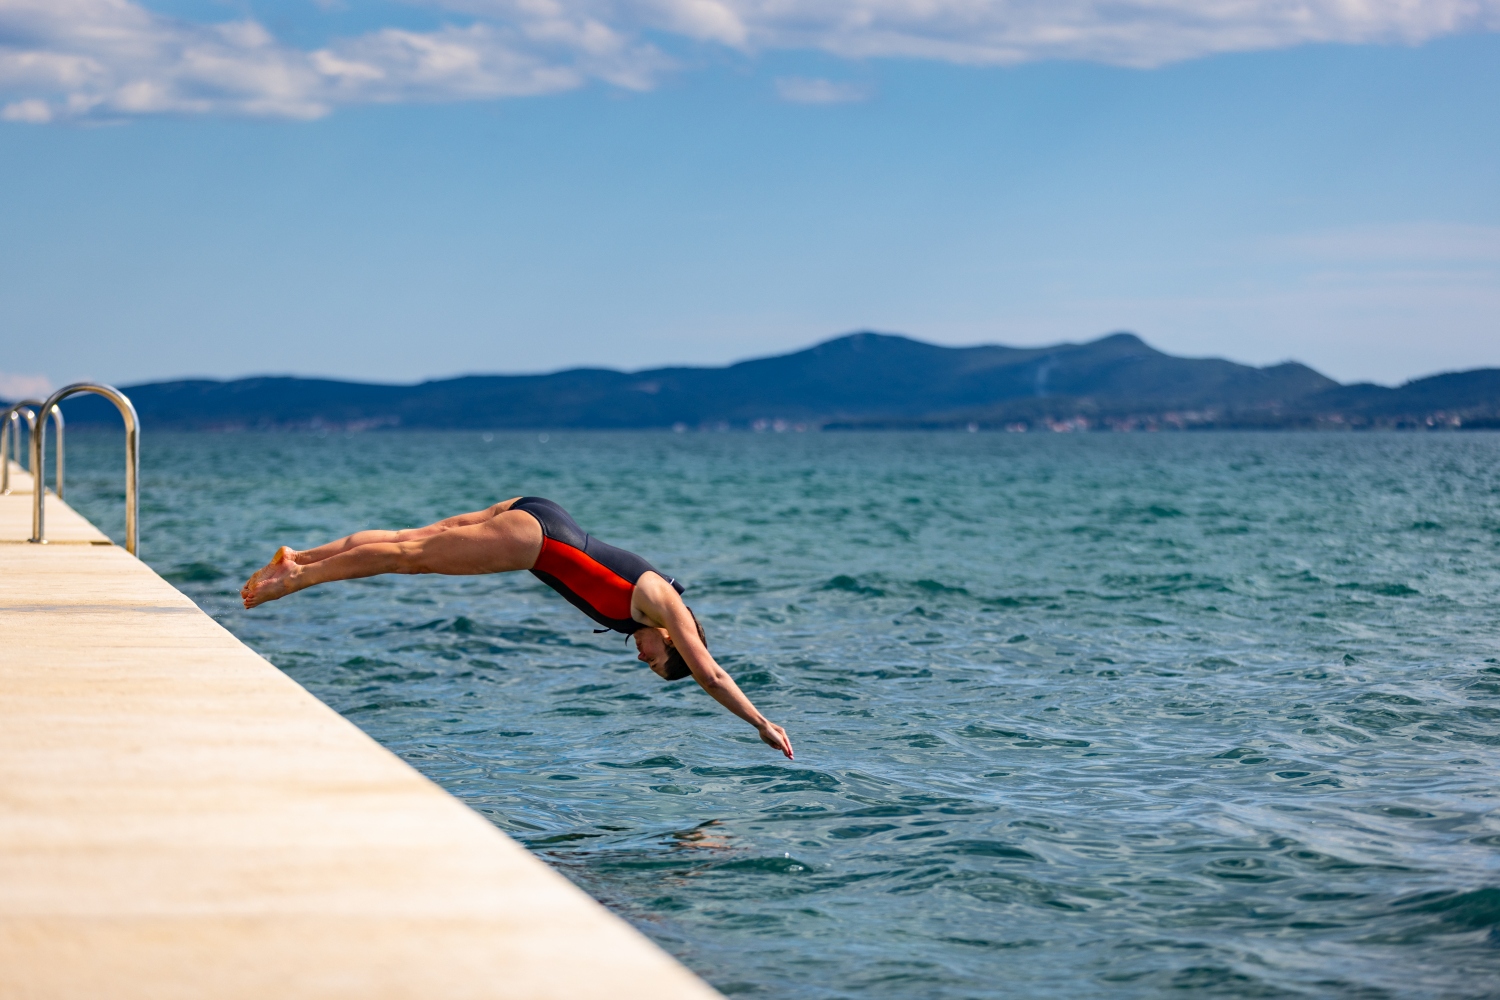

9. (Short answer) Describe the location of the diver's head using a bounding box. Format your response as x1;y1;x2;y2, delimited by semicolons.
633;608;706;680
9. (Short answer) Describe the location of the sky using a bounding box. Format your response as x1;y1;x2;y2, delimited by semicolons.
2;1;1498;395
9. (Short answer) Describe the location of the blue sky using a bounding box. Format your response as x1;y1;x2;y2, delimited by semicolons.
2;1;1498;393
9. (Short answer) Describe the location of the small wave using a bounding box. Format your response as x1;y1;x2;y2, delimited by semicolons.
1336;582;1420;597
981;595;1055;608
838;804;923;818
353;617;583;646
913;579;969;595
938;937;1041;950
697;577;763;593
599;755;685;770
1213;747;1273;764
857;668;933;680
528;832;604;845
936;840;1040;861
337;655;403;670
829;824;899;839
730;670;778;690
165;561;227;582
711;856;815;875
1202;858;1287;883
822;574;885;596
1100;572;1233;595
342;698;435;715
691;764;841;792
790;687;858;701
649;785;701;795
1105;502;1187;521
960;724;1090;748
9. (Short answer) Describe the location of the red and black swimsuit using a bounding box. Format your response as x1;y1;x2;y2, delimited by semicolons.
512;497;683;634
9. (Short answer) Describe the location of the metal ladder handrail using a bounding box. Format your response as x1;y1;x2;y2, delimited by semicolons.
1;405;34;495
1;400;63;497
29;384;139;556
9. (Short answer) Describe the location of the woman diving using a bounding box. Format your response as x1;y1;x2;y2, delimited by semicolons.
241;496;794;759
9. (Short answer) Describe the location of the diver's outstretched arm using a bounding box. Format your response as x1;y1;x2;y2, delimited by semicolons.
635;575;795;759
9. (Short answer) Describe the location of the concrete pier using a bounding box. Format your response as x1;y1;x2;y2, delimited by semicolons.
0;464;721;999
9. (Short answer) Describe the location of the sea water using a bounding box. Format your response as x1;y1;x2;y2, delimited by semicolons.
62;430;1500;998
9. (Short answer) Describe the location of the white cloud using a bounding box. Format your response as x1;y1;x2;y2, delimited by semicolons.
2;97;51;121
2;0;1498;121
0;371;54;401
775;75;870;102
444;0;1500;65
0;0;666;121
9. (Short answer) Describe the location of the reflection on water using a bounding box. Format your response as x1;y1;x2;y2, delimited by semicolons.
64;430;1500;998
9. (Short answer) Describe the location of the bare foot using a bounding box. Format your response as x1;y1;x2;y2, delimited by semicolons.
241;546;294;598
240;548;292;602
242;546;302;608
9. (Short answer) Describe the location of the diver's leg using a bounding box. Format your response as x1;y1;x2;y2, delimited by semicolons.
293;498;523;564
243;509;543;608
242;499;523;599
242;520;466;595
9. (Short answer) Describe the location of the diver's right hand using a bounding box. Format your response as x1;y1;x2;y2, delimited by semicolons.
758;721;794;760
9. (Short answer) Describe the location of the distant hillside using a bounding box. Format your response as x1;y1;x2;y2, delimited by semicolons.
24;331;1500;431
1293;370;1500;429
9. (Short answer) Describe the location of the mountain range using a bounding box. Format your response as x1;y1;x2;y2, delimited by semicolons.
27;331;1500;431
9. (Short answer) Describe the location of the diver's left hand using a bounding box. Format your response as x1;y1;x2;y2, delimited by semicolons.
758;721;794;760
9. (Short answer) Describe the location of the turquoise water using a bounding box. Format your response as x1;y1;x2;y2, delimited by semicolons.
64;430;1500;998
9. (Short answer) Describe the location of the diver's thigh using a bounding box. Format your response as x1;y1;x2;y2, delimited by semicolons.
412;510;543;575
417;500;521;535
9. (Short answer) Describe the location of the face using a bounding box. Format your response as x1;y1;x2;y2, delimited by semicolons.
633;627;674;677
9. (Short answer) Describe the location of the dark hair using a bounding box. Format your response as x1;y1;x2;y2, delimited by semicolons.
661;607;707;681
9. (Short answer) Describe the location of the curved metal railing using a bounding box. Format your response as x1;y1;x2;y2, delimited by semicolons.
0;405;32;495
29;384;139;556
1;400;63;497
